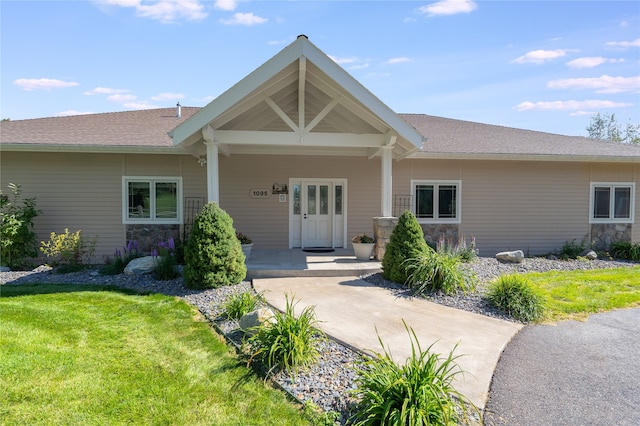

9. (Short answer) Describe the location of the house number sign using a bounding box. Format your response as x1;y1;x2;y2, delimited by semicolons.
250;188;271;198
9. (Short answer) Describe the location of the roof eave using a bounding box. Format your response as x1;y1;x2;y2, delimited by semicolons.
0;143;186;155
410;151;640;163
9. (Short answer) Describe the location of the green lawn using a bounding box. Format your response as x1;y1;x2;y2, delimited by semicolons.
524;266;640;321
0;284;315;425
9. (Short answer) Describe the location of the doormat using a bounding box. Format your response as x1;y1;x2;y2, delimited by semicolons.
302;248;335;253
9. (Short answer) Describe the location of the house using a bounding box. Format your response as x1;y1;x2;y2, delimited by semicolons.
2;36;639;263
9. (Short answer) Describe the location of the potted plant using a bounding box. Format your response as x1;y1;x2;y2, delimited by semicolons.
236;232;253;260
352;233;375;261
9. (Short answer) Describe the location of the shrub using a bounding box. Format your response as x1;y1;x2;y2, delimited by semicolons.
485;274;546;322
183;202;247;289
559;235;590;260
0;183;41;269
610;241;640;261
248;295;324;377
100;240;141;275
223;291;264;320
406;251;476;296
382;210;430;284
350;322;478;426
152;237;180;280
40;228;97;267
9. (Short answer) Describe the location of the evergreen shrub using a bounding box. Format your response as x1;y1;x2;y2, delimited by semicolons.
381;210;430;284
183;202;246;289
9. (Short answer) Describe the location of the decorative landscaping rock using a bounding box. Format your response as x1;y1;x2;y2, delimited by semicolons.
239;308;276;335
581;250;598;260
123;256;158;275
496;250;525;264
0;266;10;273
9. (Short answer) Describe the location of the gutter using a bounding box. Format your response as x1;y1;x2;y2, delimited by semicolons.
409;151;640;163
0;143;187;155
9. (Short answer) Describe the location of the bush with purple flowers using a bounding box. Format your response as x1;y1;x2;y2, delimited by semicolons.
152;237;180;280
100;240;141;275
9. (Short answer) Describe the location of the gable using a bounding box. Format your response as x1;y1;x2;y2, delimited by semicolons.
170;36;424;159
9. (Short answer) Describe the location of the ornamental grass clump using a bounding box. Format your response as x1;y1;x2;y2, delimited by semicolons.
248;295;324;377
100;240;141;275
485;274;547;323
223;291;264;320
406;250;476;296
183;202;246;289
350;322;478;426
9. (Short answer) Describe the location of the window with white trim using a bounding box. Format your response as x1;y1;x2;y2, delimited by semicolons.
411;180;461;223
123;177;182;224
590;183;635;223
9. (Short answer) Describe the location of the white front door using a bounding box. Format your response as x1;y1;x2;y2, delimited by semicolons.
303;182;331;247
289;178;346;248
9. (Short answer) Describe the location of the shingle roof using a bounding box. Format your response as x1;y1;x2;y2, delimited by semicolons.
0;107;199;151
2;108;639;161
400;114;640;161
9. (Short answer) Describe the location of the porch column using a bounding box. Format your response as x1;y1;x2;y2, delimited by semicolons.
381;145;393;217
204;141;220;204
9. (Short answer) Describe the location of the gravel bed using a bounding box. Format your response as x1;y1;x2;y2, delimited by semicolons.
1;256;637;424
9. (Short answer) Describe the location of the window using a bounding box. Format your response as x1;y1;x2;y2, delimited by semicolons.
123;177;182;224
411;180;461;223
590;183;635;223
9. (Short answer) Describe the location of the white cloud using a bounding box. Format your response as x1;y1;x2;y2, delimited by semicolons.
13;78;79;91
548;75;640;94
514;99;633;112
606;38;640;48
328;55;370;70
214;0;237;11
123;101;160;110
83;87;129;95
151;92;185;101
419;0;477;17
384;57;411;65
511;49;574;64
221;12;267;25
56;110;95;117
107;94;137;102
328;56;359;65
102;0;207;24
565;57;624;69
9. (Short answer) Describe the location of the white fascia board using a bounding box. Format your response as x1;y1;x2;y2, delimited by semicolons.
410;151;640;163
0;143;185;155
214;130;384;147
171;41;304;146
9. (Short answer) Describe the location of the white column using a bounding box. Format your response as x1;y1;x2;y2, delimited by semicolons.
381;145;393;217
204;141;219;204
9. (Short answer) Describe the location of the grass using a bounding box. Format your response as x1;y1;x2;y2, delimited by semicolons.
522;266;640;321
0;284;317;425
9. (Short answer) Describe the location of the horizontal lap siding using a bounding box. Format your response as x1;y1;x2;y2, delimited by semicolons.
218;155;379;248
396;159;597;256
1;152;205;262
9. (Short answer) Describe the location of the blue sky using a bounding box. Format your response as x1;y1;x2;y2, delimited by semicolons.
1;0;638;136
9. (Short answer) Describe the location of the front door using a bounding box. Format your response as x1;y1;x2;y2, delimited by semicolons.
303;182;331;247
289;178;346;248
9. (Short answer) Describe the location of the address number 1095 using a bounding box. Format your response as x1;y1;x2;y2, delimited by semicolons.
250;188;271;198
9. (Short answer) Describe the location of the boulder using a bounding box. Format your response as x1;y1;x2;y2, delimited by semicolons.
581;250;598;260
124;256;158;275
496;250;525;264
0;266;10;272
239;308;276;335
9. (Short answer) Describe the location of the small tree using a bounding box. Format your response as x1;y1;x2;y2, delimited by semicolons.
0;183;41;269
382;210;430;284
183;202;246;289
586;112;640;144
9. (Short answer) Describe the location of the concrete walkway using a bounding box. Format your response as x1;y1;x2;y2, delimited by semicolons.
253;276;523;410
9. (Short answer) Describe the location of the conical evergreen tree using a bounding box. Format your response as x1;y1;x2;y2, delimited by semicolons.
382;210;431;284
183;202;246;289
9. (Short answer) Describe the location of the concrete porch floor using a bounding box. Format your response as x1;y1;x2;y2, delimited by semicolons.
245;248;382;279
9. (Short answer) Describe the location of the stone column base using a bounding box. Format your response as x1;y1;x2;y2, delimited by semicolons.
373;217;398;261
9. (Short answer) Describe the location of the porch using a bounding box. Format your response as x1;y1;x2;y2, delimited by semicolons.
244;248;381;279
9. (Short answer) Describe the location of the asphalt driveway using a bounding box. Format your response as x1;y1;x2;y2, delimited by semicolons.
484;307;640;425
